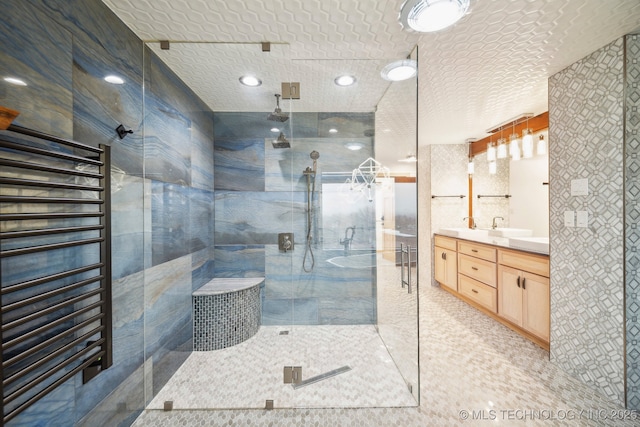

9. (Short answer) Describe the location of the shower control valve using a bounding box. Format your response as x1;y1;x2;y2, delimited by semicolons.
278;233;294;252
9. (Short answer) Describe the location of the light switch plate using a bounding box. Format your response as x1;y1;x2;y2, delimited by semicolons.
571;178;589;196
576;210;588;227
564;211;575;227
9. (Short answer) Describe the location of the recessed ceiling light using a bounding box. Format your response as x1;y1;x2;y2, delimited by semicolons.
329;128;338;133
399;0;470;33
104;75;125;84
381;59;417;81
334;75;356;87
4;77;27;86
345;142;364;151
270;127;279;133
239;75;262;87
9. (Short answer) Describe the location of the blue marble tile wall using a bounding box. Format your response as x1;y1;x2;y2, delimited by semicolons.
213;112;377;325
0;1;215;426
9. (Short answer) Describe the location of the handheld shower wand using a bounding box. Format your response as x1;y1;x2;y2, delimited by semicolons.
303;151;320;272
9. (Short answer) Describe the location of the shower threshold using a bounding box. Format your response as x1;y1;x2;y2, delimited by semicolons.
292;365;352;389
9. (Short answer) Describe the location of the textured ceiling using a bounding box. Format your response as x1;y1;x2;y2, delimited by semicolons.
102;0;640;145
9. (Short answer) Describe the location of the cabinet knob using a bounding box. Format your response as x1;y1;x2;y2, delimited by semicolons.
472;289;478;294
517;276;521;288
471;267;478;271
522;278;526;290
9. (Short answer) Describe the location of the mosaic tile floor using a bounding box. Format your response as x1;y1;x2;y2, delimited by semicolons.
146;325;416;410
134;284;639;426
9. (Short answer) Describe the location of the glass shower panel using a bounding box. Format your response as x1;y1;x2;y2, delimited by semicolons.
373;47;420;403
138;40;419;411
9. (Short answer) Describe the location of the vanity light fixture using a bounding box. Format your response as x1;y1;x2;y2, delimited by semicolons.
488;161;497;175
334;75;356;87
537;134;547;155
487;141;496;162
521;129;534;158
104;75;125;85
239;75;262;87
329;128;338;133
270;127;280;133
496;138;507;159
381;59;417;81
510;134;521;161
399;0;470;33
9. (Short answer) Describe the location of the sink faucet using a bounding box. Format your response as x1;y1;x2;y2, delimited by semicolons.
463;216;476;229
491;216;504;229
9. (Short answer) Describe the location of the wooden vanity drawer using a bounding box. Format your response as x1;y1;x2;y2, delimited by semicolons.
434;235;457;251
458;254;496;287
498;249;549;277
457;241;496;262
458;274;497;313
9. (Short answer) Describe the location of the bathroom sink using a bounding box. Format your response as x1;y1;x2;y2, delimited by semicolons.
437;228;489;239
508;237;549;254
488;228;533;238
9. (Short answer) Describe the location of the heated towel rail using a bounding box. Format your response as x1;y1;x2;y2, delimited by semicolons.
0;124;112;424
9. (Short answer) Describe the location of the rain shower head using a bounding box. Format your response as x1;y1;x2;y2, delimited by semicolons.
267;94;289;122
310;150;320;160
272;132;290;149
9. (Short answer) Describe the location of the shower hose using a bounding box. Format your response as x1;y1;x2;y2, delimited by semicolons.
302;165;316;272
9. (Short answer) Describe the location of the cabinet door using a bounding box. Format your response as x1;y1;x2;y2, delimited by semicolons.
435;247;457;291
498;265;523;326
522;271;550;341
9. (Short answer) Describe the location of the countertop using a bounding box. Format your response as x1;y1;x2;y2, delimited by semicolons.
434;233;549;255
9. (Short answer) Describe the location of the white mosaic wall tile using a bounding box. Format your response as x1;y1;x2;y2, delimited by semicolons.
549;37;626;405
625;33;640;409
430;144;469;233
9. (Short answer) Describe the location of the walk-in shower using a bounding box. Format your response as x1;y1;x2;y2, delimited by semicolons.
303;150;319;272
132;40;419;416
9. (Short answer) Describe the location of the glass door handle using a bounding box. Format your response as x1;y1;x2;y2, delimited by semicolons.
400;243;412;294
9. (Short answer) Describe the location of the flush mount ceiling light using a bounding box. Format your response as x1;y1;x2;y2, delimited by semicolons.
399;0;470;33
381;59;417;81
239;75;262;87
398;154;417;163
104;75;125;85
334;75;356;86
4;77;27;86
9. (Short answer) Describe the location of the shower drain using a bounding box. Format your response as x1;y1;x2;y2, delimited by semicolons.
279;330;289;335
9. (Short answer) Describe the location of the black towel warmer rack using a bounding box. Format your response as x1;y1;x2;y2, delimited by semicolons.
0;124;112;425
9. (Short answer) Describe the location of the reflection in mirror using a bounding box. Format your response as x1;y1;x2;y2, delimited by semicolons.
472;129;549;236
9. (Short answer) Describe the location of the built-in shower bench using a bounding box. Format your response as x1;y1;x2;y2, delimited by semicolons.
192;277;263;351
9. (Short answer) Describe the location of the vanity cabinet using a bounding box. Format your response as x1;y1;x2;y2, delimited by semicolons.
498;249;550;342
457;241;497;313
434;236;457;291
433;234;550;349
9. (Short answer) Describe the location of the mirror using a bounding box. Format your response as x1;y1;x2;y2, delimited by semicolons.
471;129;549;237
